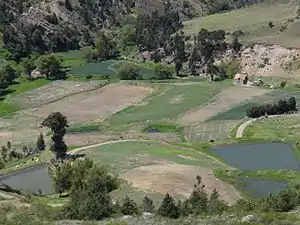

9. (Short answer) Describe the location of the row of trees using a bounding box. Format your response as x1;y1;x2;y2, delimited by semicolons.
246;97;297;118
54;157;300;221
117;63;174;80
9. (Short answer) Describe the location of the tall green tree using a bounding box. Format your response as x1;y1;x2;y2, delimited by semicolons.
158;193;180;219
36;132;45;151
38;54;65;80
41;112;68;159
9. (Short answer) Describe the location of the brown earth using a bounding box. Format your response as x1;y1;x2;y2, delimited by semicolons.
178;86;270;125
121;163;241;205
19;83;153;125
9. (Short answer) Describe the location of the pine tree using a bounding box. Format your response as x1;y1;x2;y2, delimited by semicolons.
36;133;45;151
141;196;154;212
158;193;180;219
188;175;208;214
121;196;138;215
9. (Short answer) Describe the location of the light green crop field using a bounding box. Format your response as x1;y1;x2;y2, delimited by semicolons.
184;1;300;47
81;141;225;174
108;82;229;126
244;115;300;141
208;89;300;121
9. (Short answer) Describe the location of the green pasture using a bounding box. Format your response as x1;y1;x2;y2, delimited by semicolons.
68;60;156;79
208;90;300;121
0;79;50;116
183;1;300;47
55;50;86;68
81;141;226;174
108;82;227;126
244;115;300;141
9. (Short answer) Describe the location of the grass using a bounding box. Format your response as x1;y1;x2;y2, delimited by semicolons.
0;79;50;116
208;89;300;121
183;1;300;47
143;123;183;133
108;82;228;126
81;141;225;174
54;49;86;68
244;115;300;141
66;124;102;133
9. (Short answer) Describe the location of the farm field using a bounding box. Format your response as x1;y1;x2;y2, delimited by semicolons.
183;1;300;47
108;82;229;126
68;60;156;79
81;140;240;204
244;114;300;141
209;89;300;121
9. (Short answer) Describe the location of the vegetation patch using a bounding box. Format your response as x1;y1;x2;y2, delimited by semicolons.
143;123;183;134
109;83;223;126
66;124;101;133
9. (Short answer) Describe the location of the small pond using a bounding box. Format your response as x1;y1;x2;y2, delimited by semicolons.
239;178;288;198
213;142;300;171
0;164;54;195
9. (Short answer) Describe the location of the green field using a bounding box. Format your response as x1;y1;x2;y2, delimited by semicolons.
208;90;300;121
244;115;300;141
108;82;228;126
0;79;50;116
82;141;225;174
55;50;86;68
183;1;300;47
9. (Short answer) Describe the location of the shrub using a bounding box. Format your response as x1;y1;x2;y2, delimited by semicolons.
280;80;287;89
154;64;174;80
157;193;180;219
287;96;296;111
117;64;142;80
141;196;155;212
120;196;138;215
217;59;241;79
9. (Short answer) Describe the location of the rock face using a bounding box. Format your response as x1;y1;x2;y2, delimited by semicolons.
1;0;134;54
0;0;263;55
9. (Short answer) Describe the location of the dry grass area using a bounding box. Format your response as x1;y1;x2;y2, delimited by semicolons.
22;83;153;125
9;80;105;108
178;86;270;125
121;163;241;205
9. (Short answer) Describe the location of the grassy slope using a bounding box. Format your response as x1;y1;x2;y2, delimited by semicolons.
183;1;300;47
108;82;230;126
0;79;50;116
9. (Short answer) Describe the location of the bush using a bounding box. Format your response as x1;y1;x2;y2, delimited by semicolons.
117;64;142;80
154;64;174;80
141;196;155;212
158;193;180;219
217;59;241;79
120;196;138;215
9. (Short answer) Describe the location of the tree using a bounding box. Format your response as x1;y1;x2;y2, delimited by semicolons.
141;196;154;212
95;32;115;61
36;133;45;151
158;193;180;219
41;112;68;159
62;160;119;220
120;196;138;215
1;146;7;163
154;64;174;80
287;96;296;111
117;64;142;80
0;62;16;85
22;58;36;76
207;188;228;214
38;54;65;80
54;163;73;196
188;175;208;214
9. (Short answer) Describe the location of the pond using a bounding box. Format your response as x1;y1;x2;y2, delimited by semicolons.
239;178;288;198
0;164;54;195
213;142;300;171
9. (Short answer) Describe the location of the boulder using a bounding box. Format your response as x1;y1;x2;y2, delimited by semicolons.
241;215;257;223
142;212;154;219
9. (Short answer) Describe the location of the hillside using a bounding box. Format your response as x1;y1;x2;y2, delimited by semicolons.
0;0;264;55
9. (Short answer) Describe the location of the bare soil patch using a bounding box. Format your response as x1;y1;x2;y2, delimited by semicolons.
22;84;153;125
178;86;270;125
121;163;241;204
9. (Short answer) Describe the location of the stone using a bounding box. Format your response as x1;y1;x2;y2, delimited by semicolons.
241;215;256;223
121;215;133;221
142;212;154;219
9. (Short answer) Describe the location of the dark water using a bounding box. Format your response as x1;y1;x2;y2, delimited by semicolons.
213;142;300;171
0;164;54;195
239;178;288;198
